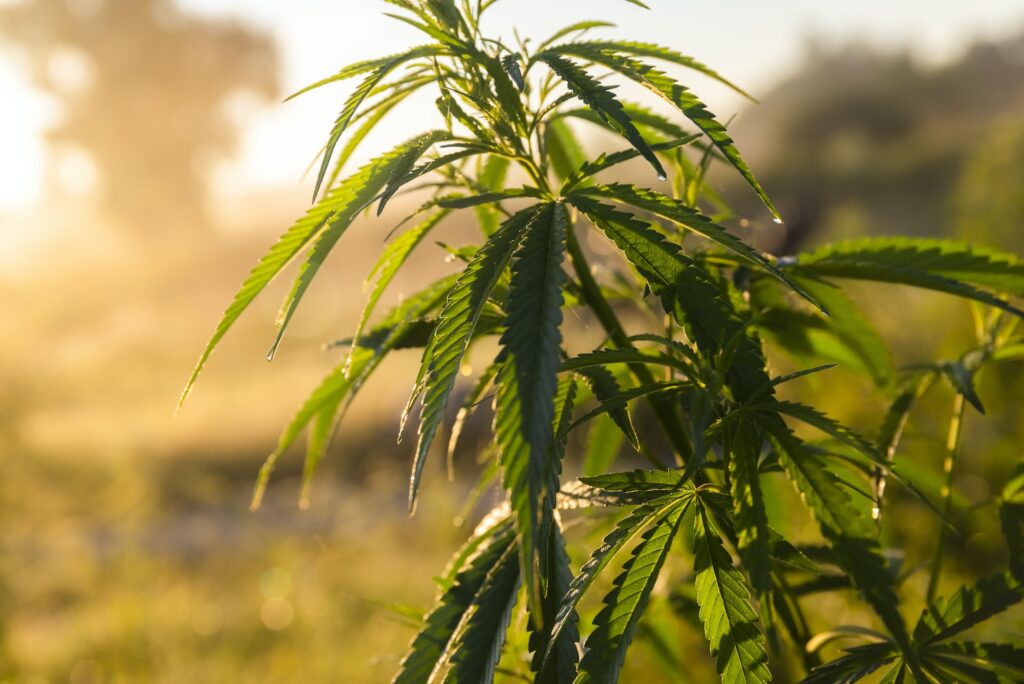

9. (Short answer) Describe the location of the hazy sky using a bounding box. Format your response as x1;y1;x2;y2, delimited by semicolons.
2;0;1024;213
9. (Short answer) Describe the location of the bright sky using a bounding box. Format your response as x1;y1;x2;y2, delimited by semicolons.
2;0;1024;213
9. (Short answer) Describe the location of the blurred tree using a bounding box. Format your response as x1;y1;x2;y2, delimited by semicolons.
730;32;1024;252
0;0;278;234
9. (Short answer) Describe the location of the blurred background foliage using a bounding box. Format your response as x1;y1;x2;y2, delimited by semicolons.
0;0;1022;682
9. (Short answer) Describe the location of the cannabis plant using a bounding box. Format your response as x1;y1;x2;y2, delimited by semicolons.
181;1;1024;681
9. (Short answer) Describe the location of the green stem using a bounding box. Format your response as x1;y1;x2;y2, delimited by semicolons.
926;392;967;604
566;223;693;466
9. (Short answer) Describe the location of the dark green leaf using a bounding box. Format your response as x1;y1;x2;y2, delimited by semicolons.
393;520;515;684
502;53;525;91
537;53;666;180
551;48;780;219
576;502;688;683
576;363;640;450
546;494;690;663
493;202;567;611
801;643;898;684
285;44;443;101
561;136;699;193
530;524;581;683
913;572;1024;645
546;41;753;98
785;238;1024;317
407;204;543;509
693;499;772;684
441;543;521;683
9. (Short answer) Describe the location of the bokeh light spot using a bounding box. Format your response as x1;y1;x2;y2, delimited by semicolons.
260;597;294;631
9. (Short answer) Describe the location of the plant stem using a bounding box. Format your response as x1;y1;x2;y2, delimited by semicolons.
926;392;967;603
566;223;693;466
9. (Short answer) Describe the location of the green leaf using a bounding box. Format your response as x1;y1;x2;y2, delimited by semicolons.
551;48;779;220
767;400;882;464
941;360;986;414
325;75;433;190
347;209;451;373
478;52;528;131
571;197;771;398
180;131;447;408
285;44;443;101
501;53;525;91
692;499;773;684
575;502;688;683
407;204;543;509
538;375;578;590
571;381;694;431
547;41;753;98
530;524;581;684
252;274;457;510
913;572;1024;645
580;468;687;494
924;651;1007;683
574;183;823;312
561;348;694;376
537;53;667;180
271;131;451;360
785;238;1024;317
561;136;699;193
801;643;898;684
993;343;1024;363
423;0;464;32
188;139;441;408
560;102;687;141
441;542;522;684
310;46;446;200
436;188;535;208
393;520;515;684
376;145;491;216
875;662;907;684
493;202;567;613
